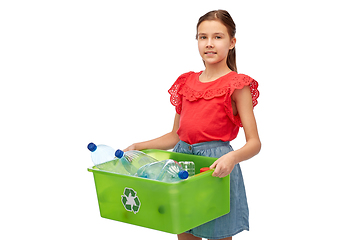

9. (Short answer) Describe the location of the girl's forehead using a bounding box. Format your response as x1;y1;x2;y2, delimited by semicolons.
197;20;228;34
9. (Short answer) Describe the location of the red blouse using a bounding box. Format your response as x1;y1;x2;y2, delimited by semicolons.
168;71;259;145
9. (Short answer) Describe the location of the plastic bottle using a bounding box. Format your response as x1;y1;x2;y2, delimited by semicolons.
136;159;189;182
87;143;117;171
87;143;133;175
200;167;211;173
179;161;195;177
114;149;158;175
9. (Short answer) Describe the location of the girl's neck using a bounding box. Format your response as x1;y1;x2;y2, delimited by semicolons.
201;65;232;82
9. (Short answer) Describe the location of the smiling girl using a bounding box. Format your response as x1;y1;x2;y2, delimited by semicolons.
125;10;260;240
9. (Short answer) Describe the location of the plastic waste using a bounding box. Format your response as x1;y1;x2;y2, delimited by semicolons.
87;142;115;166
87;143;130;175
200;167;211;173
115;149;158;175
179;161;195;177
136;159;189;182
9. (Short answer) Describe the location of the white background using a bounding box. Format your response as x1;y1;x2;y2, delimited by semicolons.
1;0;350;239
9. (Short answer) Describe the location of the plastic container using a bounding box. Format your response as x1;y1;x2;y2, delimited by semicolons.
88;149;230;234
115;149;158;175
136;159;188;182
179;161;195;177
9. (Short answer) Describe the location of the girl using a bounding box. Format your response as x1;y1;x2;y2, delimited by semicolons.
125;10;260;240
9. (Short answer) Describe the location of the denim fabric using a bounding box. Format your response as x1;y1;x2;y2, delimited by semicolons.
173;140;249;239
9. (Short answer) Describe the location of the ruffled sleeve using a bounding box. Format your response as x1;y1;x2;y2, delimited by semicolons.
168;72;194;114
225;74;259;127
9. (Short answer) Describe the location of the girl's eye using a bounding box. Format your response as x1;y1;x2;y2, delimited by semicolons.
200;36;207;39
215;36;222;39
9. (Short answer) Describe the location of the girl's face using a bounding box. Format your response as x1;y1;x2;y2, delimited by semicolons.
197;20;236;69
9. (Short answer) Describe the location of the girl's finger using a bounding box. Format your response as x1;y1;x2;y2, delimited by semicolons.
209;159;219;169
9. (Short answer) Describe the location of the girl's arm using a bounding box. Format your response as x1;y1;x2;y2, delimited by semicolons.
123;113;180;151
210;85;261;178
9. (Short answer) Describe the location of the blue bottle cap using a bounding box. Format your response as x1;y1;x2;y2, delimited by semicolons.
87;142;97;152
115;149;124;158
178;170;189;179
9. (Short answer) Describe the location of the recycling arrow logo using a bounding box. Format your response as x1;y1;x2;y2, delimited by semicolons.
121;187;141;214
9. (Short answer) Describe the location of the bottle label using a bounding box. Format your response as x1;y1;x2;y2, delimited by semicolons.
121;187;141;214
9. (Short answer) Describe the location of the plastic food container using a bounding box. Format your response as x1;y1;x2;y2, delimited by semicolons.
88;149;230;234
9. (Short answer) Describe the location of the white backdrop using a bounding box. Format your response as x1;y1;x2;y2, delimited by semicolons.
1;0;350;239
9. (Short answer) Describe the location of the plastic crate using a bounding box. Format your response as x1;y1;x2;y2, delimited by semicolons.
88;149;230;234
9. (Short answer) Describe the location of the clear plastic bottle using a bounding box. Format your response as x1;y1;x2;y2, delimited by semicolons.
87;143;132;175
87;142;116;170
136;159;189;182
114;149;158;175
179;161;195;177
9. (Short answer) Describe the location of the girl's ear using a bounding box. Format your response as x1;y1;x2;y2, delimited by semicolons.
230;37;236;50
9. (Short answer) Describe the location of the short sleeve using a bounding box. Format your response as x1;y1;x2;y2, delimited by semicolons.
168;72;194;114
225;74;259;127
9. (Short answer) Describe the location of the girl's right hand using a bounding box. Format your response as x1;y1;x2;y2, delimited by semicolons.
123;143;138;152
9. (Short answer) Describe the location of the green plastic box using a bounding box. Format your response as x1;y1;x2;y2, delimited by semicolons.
88;149;230;234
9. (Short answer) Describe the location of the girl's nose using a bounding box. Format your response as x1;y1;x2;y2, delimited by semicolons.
206;39;214;48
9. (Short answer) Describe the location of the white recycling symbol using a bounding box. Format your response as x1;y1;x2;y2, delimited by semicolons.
121;187;141;214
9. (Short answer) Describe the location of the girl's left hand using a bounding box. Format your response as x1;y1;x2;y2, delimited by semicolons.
210;151;237;178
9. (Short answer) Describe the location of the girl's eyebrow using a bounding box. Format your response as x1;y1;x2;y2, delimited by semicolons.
198;32;225;36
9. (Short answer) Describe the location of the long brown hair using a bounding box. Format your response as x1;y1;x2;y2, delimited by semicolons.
196;10;237;73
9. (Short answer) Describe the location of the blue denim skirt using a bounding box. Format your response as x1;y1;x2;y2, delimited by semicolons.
173;140;249;239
